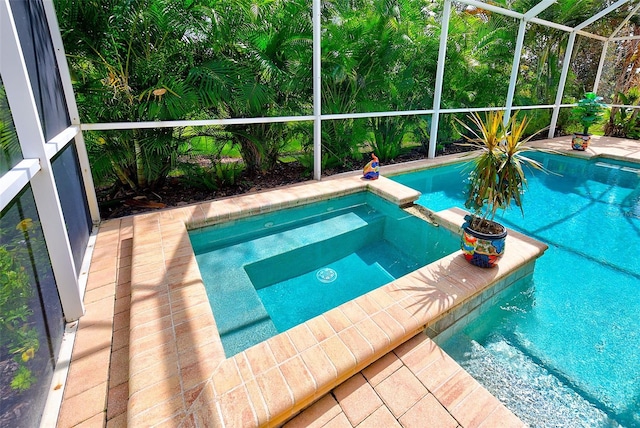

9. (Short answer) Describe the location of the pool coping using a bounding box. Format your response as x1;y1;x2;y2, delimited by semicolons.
123;151;548;427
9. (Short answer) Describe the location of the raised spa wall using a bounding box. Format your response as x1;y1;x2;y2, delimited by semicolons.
123;168;548;427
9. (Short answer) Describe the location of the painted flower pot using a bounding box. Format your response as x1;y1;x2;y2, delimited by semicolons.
461;216;507;268
571;133;590;151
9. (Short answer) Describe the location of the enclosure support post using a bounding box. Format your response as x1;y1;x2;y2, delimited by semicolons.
548;31;577;139
312;0;322;180
504;18;528;123
593;40;609;95
1;0;84;321
593;2;640;95
428;0;452;159
43;0;101;225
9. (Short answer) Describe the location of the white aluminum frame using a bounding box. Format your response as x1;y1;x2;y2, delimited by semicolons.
42;0;101;225
1;0;84;321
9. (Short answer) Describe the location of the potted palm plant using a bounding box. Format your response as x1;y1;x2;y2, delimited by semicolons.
571;92;607;151
456;111;544;268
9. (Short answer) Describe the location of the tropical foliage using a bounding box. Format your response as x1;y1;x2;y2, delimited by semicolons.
0;79;22;176
54;0;640;197
572;92;607;135
605;87;640;139
0;244;39;392
456;111;544;232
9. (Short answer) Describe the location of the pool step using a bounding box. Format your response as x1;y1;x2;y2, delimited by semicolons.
245;215;385;289
196;211;383;356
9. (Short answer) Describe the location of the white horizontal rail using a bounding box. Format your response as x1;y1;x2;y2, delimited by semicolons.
80;101;640;135
457;0;523;20
611;35;640;41
44;125;80;160
79;104;580;131
0;159;41;212
610;104;640;109
81;115;315;131
321;110;434;120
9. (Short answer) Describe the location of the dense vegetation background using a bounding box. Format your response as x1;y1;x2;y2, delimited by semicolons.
54;0;640;217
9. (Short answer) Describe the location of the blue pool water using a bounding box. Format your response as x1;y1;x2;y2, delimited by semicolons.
189;192;459;357
392;153;640;427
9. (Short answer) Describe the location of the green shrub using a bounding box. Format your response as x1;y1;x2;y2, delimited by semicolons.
179;161;244;191
605;88;640;139
0;237;39;393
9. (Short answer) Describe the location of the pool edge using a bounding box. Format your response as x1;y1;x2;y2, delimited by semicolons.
126;171;548;427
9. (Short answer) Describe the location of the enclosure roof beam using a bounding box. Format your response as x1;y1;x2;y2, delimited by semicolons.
611;34;640;41
575;0;632;32
523;0;556;21
458;0;605;40
504;18;527;123
455;0;523;20
607;2;640;40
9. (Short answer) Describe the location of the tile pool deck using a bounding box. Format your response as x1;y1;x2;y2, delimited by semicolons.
55;136;640;427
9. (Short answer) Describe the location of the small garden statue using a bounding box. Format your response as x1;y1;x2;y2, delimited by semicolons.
362;153;380;180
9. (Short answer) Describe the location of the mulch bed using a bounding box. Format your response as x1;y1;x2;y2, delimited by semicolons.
98;144;471;220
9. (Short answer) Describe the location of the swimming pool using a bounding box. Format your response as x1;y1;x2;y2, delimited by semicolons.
189;192;459;357
392;153;640;427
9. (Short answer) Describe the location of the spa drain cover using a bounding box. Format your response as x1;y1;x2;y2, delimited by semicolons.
316;268;337;283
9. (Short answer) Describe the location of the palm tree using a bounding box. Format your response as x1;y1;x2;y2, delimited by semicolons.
0;78;22;175
56;0;229;189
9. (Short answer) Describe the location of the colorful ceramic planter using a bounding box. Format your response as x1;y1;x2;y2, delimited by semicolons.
461;215;507;268
571;133;590;151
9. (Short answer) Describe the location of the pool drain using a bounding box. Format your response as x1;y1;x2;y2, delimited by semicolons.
316;267;337;283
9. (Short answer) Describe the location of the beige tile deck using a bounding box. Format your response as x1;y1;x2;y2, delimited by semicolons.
55;136;640;427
